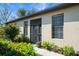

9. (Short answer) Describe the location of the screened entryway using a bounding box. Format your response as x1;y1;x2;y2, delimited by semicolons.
30;18;41;44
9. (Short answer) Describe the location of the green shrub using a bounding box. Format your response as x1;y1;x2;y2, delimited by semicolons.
5;25;19;41
36;41;42;48
51;45;60;52
0;39;38;56
15;34;30;43
59;46;75;56
10;43;36;56
42;41;55;50
0;27;5;37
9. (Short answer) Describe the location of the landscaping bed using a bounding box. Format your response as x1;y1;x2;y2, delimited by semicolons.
0;39;39;56
0;25;78;56
36;41;76;56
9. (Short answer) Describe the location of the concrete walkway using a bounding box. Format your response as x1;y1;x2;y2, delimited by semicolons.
33;46;64;56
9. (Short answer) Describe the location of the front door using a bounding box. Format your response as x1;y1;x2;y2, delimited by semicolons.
30;19;41;44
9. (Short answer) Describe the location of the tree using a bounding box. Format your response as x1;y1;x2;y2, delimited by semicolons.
5;24;19;41
17;8;37;17
27;8;37;15
17;8;26;17
0;4;12;25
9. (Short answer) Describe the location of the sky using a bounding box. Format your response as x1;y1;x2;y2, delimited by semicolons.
0;3;60;21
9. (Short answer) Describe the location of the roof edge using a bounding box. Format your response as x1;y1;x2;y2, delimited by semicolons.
6;3;79;24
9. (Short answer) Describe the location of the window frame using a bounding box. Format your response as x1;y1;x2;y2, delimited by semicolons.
52;13;64;39
24;21;28;35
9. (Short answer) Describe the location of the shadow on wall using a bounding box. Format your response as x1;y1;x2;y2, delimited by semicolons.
64;17;79;22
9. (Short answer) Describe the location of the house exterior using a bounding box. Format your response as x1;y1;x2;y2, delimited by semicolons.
6;3;79;52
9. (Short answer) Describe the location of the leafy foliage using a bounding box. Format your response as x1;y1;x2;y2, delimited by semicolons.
0;39;38;56
59;46;75;56
5;24;19;41
27;8;37;15
17;7;37;17
15;34;30;43
42;41;56;50
17;8;26;17
0;27;5;36
36;41;42;48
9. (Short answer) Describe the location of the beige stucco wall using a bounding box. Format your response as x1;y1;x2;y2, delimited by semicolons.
16;5;79;51
42;5;79;51
16;20;24;34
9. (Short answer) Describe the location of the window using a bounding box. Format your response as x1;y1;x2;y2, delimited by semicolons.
52;13;64;39
24;21;28;35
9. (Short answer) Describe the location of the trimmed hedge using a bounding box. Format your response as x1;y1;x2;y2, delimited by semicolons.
0;39;38;56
